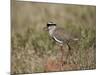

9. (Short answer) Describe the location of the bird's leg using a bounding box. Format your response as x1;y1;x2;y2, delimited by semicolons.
67;42;71;50
61;45;64;63
60;45;64;70
67;43;72;56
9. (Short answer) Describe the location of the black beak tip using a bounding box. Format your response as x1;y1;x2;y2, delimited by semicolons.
43;27;48;31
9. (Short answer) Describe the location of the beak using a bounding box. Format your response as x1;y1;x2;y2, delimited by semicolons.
43;27;48;31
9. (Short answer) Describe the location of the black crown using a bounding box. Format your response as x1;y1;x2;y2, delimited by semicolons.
47;22;56;27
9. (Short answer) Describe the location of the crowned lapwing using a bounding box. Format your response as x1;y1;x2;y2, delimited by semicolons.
44;21;78;70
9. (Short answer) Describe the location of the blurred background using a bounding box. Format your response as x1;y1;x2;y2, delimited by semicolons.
11;0;96;74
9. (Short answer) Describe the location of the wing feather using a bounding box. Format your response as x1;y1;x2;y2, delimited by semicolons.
52;27;71;43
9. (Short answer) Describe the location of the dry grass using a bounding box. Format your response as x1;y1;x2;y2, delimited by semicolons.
11;0;96;74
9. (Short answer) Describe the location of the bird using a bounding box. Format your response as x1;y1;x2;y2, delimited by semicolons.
44;21;78;70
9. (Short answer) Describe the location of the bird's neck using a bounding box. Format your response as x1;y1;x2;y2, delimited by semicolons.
49;27;56;36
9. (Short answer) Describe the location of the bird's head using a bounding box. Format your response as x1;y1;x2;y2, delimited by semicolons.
43;21;56;31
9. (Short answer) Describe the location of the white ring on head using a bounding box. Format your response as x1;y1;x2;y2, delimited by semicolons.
47;22;55;24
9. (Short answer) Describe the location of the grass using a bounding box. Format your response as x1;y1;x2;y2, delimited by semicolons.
11;0;96;74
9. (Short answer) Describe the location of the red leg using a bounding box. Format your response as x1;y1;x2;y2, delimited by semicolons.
60;45;64;70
